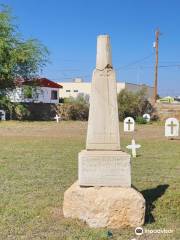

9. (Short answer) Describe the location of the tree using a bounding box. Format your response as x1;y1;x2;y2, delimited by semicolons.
58;94;90;120
0;95;13;119
117;87;154;121
0;5;49;91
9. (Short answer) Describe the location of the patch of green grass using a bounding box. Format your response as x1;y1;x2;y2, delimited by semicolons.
0;121;179;240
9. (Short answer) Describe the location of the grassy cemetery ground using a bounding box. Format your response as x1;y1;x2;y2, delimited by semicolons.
0;121;179;240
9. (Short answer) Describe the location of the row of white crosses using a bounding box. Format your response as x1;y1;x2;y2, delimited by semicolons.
124;115;180;157
124;117;141;158
124;114;149;157
124;114;151;132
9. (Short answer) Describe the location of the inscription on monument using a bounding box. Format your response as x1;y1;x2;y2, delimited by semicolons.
79;151;131;187
78;35;131;187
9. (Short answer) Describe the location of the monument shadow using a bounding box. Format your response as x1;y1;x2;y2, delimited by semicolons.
141;184;169;224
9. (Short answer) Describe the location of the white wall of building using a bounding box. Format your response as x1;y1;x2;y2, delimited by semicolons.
117;82;126;93
8;87;59;104
59;81;153;99
59;82;91;98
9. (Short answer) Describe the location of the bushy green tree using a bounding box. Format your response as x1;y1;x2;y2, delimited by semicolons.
0;5;49;90
58;94;89;120
14;104;30;120
117;88;154;121
0;95;13;119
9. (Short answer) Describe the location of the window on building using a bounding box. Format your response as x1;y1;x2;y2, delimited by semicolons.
51;90;58;100
74;90;78;92
66;90;71;92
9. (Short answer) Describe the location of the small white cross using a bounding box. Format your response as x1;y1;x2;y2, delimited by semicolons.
143;113;150;122
126;139;141;158
54;114;61;123
127;119;133;131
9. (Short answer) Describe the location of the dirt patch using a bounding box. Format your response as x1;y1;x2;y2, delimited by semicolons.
0;121;176;141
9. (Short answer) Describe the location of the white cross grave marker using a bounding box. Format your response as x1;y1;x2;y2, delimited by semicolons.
0;110;6;121
143;113;150;122
165;117;179;138
54;114;61;123
124;117;135;132
126;139;141;158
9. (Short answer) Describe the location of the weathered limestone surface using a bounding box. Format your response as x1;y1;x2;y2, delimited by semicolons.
86;36;120;151
80;34;127;187
63;181;145;228
63;35;145;228
96;35;112;70
79;150;131;187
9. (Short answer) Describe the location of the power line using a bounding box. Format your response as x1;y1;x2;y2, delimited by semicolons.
116;52;154;70
159;64;180;68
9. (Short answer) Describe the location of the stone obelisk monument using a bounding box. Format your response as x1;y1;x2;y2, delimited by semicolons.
78;35;131;187
63;35;145;228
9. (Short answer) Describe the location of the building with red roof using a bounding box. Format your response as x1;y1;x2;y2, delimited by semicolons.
8;78;62;104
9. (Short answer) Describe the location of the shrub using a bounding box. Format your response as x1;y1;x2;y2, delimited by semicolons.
117;88;154;121
151;114;159;121
67;103;89;120
136;116;147;124
0;95;14;119
57;94;89;121
0;95;56;120
14;104;30;120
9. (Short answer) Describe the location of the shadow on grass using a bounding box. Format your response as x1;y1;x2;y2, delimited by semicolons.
141;184;169;224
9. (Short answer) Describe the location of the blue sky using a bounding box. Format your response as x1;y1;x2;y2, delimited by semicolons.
3;0;180;96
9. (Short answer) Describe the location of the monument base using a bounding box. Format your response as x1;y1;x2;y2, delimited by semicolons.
78;150;131;187
63;181;145;228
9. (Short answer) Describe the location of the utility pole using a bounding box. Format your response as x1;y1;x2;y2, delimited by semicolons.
153;29;160;104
